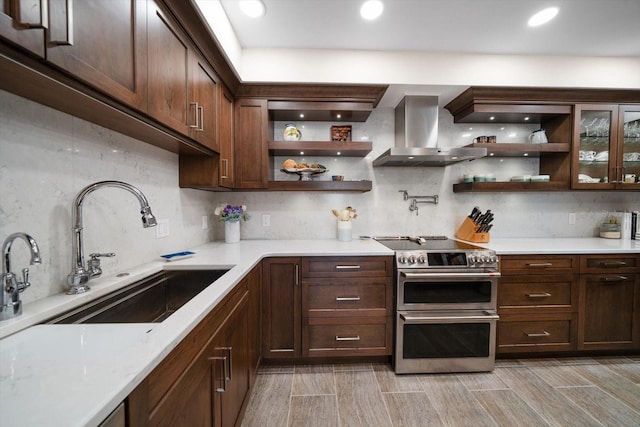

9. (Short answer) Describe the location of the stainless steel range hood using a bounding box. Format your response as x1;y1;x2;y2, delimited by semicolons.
372;96;486;167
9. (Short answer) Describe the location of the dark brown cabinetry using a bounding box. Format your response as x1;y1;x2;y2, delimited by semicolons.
234;98;270;189
0;0;47;57
45;0;148;111
573;104;640;190
497;255;579;354
262;257;302;359
128;268;258;427
218;87;235;187
262;256;394;362
578;254;640;351
498;253;640;356
446;87;640;193
189;53;220;151
301;256;394;357
147;1;190;135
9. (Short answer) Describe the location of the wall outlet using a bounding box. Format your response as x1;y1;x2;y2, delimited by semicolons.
202;215;208;230
156;219;170;238
568;213;576;225
262;214;271;227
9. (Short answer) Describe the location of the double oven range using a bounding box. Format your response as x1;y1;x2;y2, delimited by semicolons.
375;236;500;374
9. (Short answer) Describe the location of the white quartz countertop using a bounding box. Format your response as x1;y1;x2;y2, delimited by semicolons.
0;239;392;427
479;237;640;254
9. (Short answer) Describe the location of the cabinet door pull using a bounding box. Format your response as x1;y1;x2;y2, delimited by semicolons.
189;102;199;128
602;276;628;282
215;347;232;380
14;0;49;29
526;292;552;298
599;261;628;268
524;331;550;337
221;159;229;179
49;0;73;45
335;296;361;301
208;356;227;393
335;265;361;270
336;335;360;341
295;264;299;286
197;105;204;131
525;263;553;268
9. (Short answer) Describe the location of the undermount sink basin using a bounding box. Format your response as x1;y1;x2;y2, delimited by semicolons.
47;269;229;324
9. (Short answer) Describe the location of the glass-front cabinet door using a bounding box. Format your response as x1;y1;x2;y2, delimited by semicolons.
620;105;640;188
573;104;618;189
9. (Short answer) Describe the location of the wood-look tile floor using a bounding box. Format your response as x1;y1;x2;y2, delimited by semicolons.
241;356;640;427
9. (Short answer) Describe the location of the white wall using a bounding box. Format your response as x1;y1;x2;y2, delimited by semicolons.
0;91;218;303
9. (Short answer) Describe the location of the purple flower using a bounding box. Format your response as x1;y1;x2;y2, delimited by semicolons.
214;204;250;223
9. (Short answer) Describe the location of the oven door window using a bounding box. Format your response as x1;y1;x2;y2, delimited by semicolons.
404;280;492;304
403;322;490;359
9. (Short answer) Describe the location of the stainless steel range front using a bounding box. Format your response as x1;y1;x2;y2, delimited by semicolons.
374;236;500;374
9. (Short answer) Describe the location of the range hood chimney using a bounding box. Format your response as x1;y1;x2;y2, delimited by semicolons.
372;96;486;167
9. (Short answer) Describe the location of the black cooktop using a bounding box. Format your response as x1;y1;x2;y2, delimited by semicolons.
374;236;485;251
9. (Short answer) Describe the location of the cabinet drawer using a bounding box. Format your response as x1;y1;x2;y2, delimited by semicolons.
302;279;391;317
302;256;393;278
303;317;392;357
497;314;576;353
580;255;640;274
498;275;577;311
500;255;579;275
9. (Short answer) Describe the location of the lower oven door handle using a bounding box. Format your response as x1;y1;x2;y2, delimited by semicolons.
400;311;499;322
400;272;500;279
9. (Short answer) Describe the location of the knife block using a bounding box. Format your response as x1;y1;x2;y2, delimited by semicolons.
455;217;490;243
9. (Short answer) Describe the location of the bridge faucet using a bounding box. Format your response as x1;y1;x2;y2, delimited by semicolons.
66;180;157;295
1;232;41;321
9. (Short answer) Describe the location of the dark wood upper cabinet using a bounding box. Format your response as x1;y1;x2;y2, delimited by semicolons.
45;0;147;111
189;52;219;152
147;1;190;135
0;0;47;57
234;98;270;189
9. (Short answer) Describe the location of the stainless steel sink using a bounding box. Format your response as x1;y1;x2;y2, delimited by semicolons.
47;269;229;324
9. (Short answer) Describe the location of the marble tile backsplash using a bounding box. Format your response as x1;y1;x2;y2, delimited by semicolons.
1;90;638;304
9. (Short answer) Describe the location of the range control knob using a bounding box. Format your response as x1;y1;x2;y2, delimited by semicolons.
418;255;426;264
467;255;477;264
397;256;407;264
408;255;417;264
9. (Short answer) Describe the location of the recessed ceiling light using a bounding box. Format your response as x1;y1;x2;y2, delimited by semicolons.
336;114;342;119
528;7;558;27
239;0;265;18
299;113;304;118
360;0;384;20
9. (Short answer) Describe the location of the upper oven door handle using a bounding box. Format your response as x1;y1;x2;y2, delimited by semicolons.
400;311;499;322
400;272;500;279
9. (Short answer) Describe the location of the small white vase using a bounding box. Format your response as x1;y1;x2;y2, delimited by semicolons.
337;220;352;242
225;221;240;243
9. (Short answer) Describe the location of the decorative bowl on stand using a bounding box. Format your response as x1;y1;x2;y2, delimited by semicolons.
281;168;328;181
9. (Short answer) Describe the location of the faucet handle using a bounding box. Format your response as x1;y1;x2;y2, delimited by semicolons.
88;253;116;279
89;252;116;260
17;268;31;292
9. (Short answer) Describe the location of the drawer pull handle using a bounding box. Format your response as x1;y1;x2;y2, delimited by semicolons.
599;261;628;267
336;296;361;301
602;276;628;282
526;292;552;298
335;265;361;270
525;331;550;337
208;356;227;393
526;263;553;268
336;335;360;341
295;264;300;286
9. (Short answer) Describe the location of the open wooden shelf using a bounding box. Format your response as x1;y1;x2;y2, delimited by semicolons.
268;140;372;157
466;143;571;157
453;181;570;193
267;180;372;192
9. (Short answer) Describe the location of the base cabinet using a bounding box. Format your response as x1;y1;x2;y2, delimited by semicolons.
261;257;302;359
498;253;640;356
578;255;640;351
261;256;393;362
127;266;260;427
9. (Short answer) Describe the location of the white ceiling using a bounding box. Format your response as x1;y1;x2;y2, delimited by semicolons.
218;0;640;57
